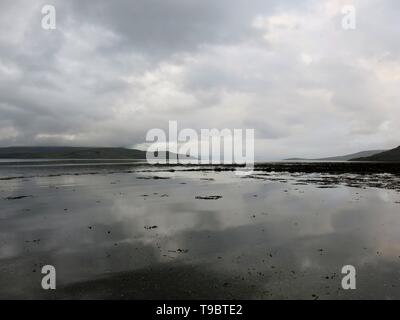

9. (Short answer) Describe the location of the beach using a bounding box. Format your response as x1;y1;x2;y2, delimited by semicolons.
1;161;400;299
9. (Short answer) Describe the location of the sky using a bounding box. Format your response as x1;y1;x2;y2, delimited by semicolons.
0;0;399;160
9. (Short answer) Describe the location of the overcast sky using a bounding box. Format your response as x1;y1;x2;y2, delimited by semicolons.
0;0;399;159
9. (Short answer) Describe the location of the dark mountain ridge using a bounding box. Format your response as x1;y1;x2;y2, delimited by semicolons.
351;146;400;162
0;146;184;160
285;150;385;161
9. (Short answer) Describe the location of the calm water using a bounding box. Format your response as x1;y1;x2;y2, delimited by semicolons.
1;162;400;299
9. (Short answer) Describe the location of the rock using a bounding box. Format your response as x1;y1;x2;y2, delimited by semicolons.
195;196;222;200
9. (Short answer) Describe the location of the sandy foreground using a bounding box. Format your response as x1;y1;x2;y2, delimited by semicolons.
1;161;400;299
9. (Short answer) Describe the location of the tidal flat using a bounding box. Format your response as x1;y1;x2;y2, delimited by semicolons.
1;161;400;299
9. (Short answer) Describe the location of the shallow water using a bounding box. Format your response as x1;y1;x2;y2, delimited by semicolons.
1;163;400;299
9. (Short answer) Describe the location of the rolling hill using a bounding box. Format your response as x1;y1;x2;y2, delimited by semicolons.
0;146;186;160
285;150;385;161
351;146;400;162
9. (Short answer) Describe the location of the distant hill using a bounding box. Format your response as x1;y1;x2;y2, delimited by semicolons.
284;150;385;161
317;150;386;161
351;146;400;162
0;147;189;160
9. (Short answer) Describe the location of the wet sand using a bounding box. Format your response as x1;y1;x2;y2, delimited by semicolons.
1;161;400;299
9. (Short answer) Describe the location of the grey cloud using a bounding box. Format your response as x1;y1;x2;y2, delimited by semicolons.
0;0;399;159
